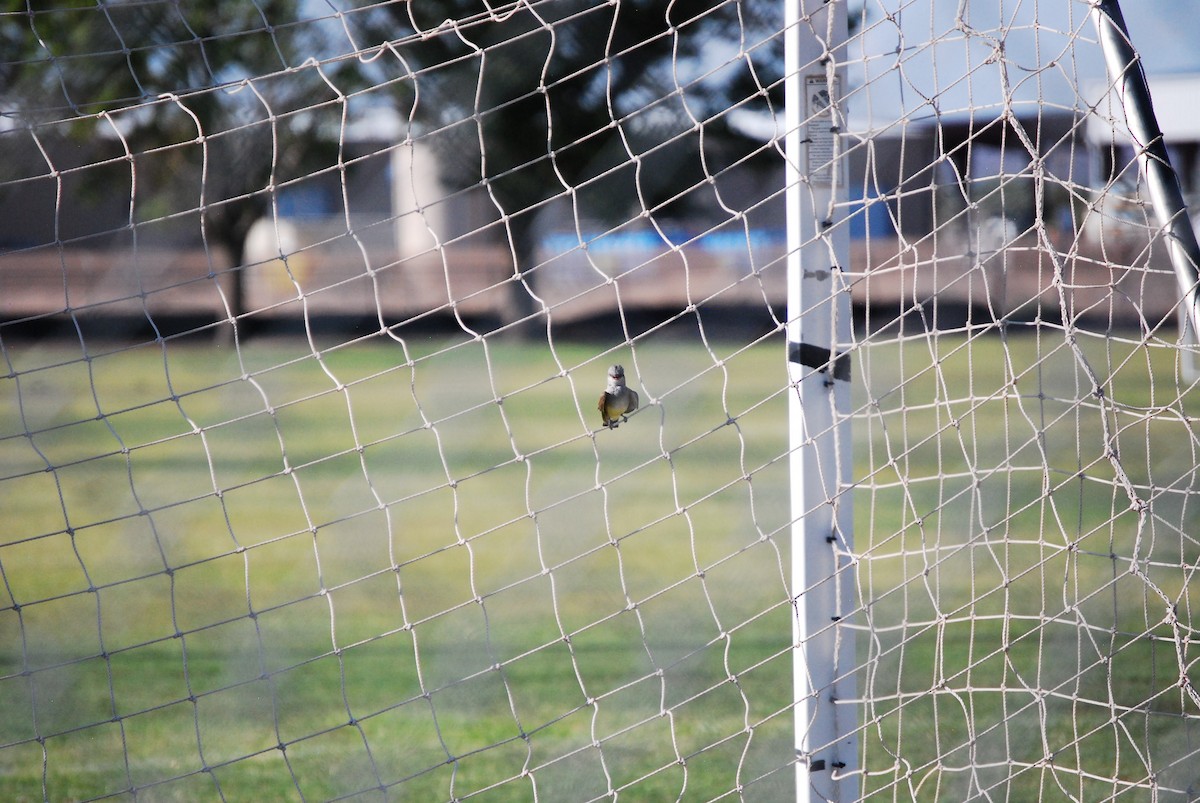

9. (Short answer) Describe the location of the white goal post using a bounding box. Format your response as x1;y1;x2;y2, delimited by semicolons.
785;1;858;799
2;1;1200;801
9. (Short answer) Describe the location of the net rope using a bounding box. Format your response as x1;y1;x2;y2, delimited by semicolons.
1;0;1199;800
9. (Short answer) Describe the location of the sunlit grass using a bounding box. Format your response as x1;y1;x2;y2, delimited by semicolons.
1;327;1198;799
855;327;1200;800
0;331;796;800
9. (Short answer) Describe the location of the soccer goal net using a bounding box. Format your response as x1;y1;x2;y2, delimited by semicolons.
2;0;1198;800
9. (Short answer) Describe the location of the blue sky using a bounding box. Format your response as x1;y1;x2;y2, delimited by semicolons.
1121;0;1200;74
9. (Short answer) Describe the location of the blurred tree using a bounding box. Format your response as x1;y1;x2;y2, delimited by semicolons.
372;0;784;330
0;1;367;334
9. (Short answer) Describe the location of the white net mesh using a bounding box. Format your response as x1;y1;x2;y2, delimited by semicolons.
1;0;1198;800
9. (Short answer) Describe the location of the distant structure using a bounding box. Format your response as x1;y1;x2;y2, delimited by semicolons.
5;74;1200;331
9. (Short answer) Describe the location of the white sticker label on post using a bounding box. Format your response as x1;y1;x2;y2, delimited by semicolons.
805;74;839;184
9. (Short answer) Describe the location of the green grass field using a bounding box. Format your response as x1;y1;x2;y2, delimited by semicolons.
1;327;1198;800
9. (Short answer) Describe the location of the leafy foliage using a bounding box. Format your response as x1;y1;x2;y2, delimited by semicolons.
373;0;783;229
0;1;365;306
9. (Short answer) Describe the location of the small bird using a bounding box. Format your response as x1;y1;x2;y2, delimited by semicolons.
598;364;639;429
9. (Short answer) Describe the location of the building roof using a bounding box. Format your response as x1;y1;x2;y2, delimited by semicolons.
1085;73;1200;145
